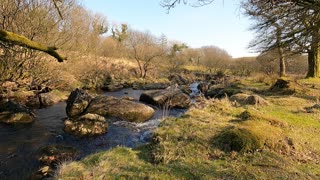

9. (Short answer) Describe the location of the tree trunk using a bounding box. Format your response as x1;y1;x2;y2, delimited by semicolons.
278;46;286;77
142;64;148;78
135;59;143;78
306;28;320;78
306;50;320;78
276;26;286;77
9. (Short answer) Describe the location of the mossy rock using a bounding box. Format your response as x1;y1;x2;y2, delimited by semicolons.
245;95;269;106
230;93;250;104
305;104;320;113
270;79;290;89
64;114;108;137
66;88;93;118
269;79;297;95
206;87;242;99
139;89;191;109
214;127;262;153
0;101;35;124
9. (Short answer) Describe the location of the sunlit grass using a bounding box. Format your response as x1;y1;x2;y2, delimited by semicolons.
182;65;207;72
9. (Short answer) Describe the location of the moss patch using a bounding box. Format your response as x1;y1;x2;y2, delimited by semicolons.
214;127;262;152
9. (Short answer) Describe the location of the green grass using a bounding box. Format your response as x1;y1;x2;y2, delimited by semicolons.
57;78;320;179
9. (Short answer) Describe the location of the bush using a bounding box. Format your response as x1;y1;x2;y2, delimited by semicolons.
214;127;262;153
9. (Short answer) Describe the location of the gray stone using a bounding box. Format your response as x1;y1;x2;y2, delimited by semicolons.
39;92;61;107
0;101;35;124
86;96;155;122
139;89;191;108
64;113;108;137
66;88;92;118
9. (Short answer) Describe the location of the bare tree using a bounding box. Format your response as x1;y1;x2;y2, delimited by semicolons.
167;42;188;72
200;46;231;73
256;50;280;75
161;0;214;10
125;30;166;78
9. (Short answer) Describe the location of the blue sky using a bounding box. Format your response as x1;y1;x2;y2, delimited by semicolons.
82;0;256;58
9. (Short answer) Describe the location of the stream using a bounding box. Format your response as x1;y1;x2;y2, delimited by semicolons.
0;86;198;179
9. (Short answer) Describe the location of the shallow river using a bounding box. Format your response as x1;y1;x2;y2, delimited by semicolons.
0;88;190;179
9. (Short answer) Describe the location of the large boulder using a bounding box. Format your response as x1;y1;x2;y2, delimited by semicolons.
245;95;269;106
26;95;41;108
139;89;191;108
132;82;169;90
86;96;155;122
229;93;250;104
101;83;124;92
179;85;192;95
206;87;241;99
168;74;188;85
141;83;169;90
66;89;92;118
0;101;35;124
39;92;61;107
197;82;209;94
230;93;269;106
269;78;296;95
64;113;108;137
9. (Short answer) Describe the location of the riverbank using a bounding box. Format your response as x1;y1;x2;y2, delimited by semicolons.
57;77;320;179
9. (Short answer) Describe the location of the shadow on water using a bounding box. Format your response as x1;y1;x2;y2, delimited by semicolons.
0;88;188;179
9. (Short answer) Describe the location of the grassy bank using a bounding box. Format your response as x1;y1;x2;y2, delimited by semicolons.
56;78;320;179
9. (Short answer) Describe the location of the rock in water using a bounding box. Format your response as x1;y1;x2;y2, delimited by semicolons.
197;82;209;94
168;74;188;85
0;101;35;124
101;83;124;92
206;87;241;99
64;113;108;137
39;92;61;107
139;89;191;108
31;145;78;179
140;83;169;90
66;88;92;118
85;96;155;122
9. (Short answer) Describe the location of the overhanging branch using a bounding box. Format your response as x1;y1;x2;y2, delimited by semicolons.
0;30;65;62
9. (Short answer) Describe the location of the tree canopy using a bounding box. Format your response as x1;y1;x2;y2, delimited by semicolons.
242;0;320;77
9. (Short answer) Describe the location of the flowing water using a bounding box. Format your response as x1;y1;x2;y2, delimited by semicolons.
0;88;189;179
